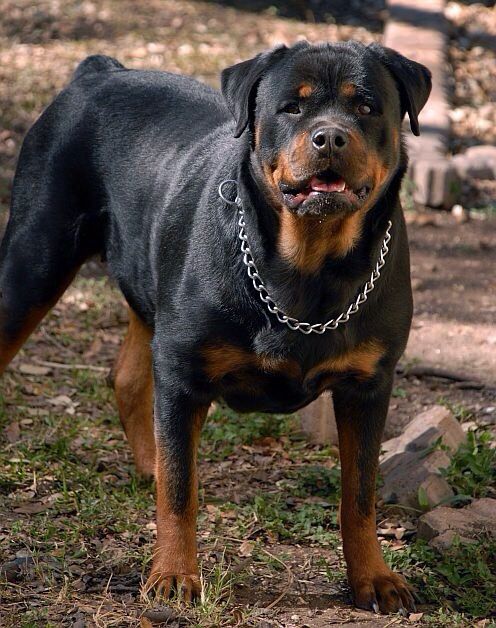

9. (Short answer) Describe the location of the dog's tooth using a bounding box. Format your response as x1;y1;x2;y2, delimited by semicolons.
336;179;346;192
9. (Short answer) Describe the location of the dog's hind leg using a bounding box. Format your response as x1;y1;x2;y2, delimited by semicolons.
114;308;156;478
0;217;86;375
0;150;101;374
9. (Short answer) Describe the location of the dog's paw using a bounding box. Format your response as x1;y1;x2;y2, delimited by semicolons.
145;571;201;603
351;569;415;614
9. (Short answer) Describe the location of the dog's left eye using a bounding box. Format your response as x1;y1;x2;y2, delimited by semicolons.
358;103;373;115
281;103;301;115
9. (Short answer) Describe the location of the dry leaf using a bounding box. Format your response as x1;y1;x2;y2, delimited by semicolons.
3;421;20;443
19;363;51;376
48;395;77;415
14;502;50;514
239;540;255;557
408;613;424;622
49;395;73;407
394;527;406;540
142;608;177;623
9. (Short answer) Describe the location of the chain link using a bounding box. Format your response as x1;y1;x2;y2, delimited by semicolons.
219;179;392;335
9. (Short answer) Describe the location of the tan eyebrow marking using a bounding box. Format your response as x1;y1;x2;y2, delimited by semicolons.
298;83;314;98
340;83;356;97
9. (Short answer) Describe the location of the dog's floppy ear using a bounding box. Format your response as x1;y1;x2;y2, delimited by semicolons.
368;44;432;136
221;45;288;138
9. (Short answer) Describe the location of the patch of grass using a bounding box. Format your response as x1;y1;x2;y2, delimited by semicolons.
385;535;496;619
289;464;341;499
243;493;339;546
437;398;475;423
142;553;250;628
201;404;299;459
316;555;346;584
441;429;496;499
391;385;407;398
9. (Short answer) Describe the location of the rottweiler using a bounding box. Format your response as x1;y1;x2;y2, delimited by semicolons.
0;41;431;613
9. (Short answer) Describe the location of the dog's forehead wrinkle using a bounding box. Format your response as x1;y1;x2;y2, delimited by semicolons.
287;52;369;96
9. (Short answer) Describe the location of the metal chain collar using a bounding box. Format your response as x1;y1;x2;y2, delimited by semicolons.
219;179;392;335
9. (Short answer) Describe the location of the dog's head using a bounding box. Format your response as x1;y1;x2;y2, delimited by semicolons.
222;41;431;217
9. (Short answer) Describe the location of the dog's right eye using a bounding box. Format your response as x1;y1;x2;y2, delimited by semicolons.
280;103;301;115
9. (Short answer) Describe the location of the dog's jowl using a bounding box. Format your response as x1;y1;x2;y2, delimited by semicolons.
0;42;431;612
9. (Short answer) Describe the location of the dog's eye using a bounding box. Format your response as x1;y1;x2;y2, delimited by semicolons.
281;103;301;115
358;103;373;115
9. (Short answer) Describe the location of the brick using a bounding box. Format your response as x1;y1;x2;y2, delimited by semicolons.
380;449;454;509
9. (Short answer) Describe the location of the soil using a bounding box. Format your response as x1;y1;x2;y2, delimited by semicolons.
387;209;496;439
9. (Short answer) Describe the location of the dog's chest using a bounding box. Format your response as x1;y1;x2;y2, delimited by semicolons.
201;338;383;413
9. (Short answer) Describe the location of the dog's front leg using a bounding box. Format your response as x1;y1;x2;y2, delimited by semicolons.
332;380;415;614
145;370;209;602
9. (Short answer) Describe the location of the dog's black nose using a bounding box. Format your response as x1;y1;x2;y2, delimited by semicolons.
311;128;348;155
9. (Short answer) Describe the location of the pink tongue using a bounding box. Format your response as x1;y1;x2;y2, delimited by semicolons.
309;176;346;192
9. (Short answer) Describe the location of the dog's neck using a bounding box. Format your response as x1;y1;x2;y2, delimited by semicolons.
232;146;405;322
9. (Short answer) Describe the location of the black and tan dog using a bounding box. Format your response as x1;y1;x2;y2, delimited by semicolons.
0;41;431;613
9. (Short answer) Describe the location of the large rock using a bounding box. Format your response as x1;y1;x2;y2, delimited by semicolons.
418;498;496;550
452;145;496;181
408;157;461;209
379;406;466;509
381;405;465;464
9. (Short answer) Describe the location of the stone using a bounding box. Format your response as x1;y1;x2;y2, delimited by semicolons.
381;405;465;465
299;392;338;445
379;406;465;509
429;529;474;551
408;158;460;209
452;145;496;180
418;498;496;550
451;204;469;223
380;448;454;509
0;556;34;582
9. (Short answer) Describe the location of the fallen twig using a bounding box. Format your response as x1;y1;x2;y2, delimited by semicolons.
396;364;482;385
33;358;109;373
261;548;294;610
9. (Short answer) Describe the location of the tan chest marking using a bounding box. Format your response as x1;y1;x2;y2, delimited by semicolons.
202;344;301;382
278;209;365;273
202;340;383;386
305;340;384;386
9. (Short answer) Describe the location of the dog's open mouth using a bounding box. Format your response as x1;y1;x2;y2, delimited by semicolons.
280;169;370;211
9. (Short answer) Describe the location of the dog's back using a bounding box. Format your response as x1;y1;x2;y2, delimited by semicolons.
0;56;235;333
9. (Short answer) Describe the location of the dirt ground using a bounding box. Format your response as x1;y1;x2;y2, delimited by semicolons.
388;209;496;439
0;1;495;627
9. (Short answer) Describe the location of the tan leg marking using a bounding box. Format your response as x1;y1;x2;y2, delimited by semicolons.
337;411;415;613
0;271;78;375
114;308;155;477
146;406;208;602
